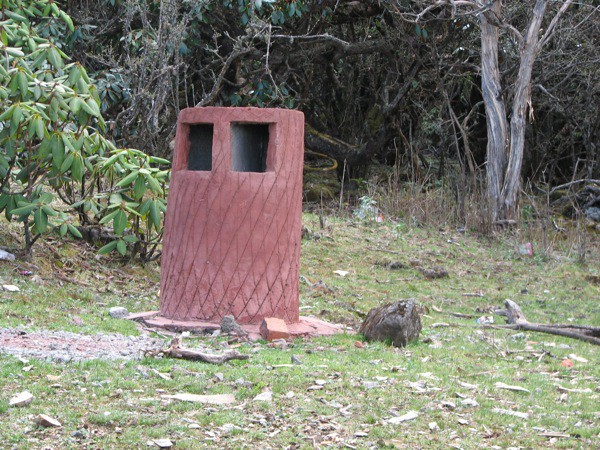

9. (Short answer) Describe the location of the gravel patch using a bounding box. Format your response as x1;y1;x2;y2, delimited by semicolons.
0;327;163;363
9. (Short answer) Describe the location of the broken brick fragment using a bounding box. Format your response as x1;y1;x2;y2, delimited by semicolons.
260;318;290;341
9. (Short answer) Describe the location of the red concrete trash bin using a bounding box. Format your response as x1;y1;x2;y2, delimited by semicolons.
159;107;304;325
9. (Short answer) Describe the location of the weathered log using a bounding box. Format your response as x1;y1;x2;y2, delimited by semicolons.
502;299;529;325
304;123;393;175
359;299;422;347
494;299;600;345
145;338;249;363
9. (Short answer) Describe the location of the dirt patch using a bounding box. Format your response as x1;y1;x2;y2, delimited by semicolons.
0;327;163;363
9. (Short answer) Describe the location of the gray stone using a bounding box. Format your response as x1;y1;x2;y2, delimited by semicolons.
220;315;246;335
108;307;129;319
359;299;422;347
585;207;600;222
34;414;62;427
2;284;20;292
0;249;16;261
253;391;273;402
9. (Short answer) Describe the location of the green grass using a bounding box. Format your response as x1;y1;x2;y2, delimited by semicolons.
1;213;599;449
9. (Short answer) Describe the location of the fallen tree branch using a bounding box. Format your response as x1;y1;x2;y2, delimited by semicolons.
145;337;249;364
493;299;600;345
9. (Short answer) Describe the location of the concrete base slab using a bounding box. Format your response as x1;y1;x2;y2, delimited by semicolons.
137;314;344;340
127;311;160;321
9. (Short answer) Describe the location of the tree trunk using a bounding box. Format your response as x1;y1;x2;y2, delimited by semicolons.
501;0;548;220
481;0;551;223
480;1;509;223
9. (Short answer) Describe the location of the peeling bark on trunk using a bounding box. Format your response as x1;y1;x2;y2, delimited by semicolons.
481;0;555;223
480;1;509;222
501;0;548;220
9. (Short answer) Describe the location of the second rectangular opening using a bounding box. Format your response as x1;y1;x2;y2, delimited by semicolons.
231;124;270;173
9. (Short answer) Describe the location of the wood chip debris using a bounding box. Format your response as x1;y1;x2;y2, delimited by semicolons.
556;385;592;394
458;381;478;390
151;369;171;380
387;411;419;424
492;408;529;420
9;391;34;407
567;354;589;363
495;382;531;393
538;431;571;438
253;391;273;402
2;284;20;292
161;393;235;405
152;438;173;448
460;398;479;407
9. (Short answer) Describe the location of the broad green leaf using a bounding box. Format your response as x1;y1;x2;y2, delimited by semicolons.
85;98;100;116
61;133;76;152
5;9;27;23
51;134;65;168
0;105;14;121
0;194;10;211
41;205;58;216
34;115;45;140
99;209;119;225
12;104;23;126
34;208;48;233
98;240;118;255
17;71;28;96
47;47;63;68
116;170;138;187
9;204;36;216
102;152;122;167
59;223;68;236
123;235;138;243
133;175;146;199
67;224;83;238
59;11;75;32
149;200;160;229
109;193;122;204
68;66;81;86
145;173;162;195
150;156;171;165
5;47;25;57
113;210;127;235
124;205;141;217
116;239;127;256
139;199;151;215
60;152;74;173
71;154;83;181
69;96;82;114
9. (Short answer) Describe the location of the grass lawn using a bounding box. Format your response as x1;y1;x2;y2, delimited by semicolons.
1;213;598;449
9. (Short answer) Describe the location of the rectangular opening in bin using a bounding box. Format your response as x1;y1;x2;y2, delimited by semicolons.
231;124;269;173
188;124;213;171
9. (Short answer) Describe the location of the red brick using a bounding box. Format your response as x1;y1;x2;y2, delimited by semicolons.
260;317;290;341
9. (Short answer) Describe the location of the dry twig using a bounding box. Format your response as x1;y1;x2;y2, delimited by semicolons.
145;337;249;364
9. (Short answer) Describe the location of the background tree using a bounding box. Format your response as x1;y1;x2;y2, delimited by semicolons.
57;0;599;222
0;0;169;257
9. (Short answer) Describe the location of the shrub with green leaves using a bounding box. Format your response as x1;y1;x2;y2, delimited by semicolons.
0;0;169;259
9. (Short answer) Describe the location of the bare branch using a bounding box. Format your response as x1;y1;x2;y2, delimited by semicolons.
538;0;574;50
549;178;600;194
271;33;350;47
381;60;422;113
196;46;257;107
